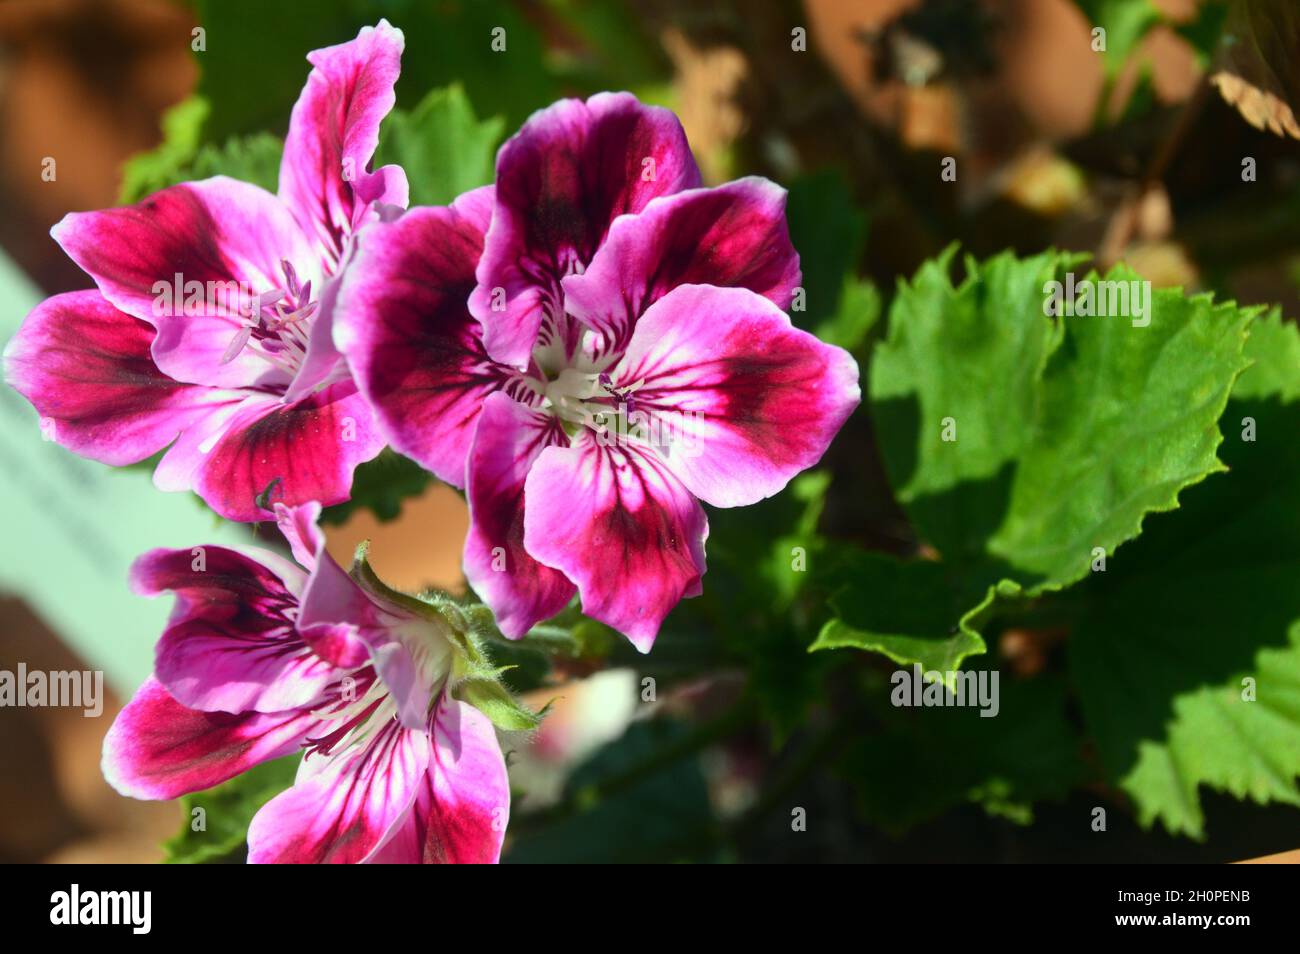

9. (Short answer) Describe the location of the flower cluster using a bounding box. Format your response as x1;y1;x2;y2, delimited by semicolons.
3;21;859;863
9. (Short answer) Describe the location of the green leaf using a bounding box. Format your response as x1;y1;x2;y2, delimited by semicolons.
162;756;298;863
785;170;869;327
843;249;1255;675
374;84;505;207
118;97;209;204
1073;0;1162;80
1175;0;1229;68
691;469;838;738
811;277;882;356
539;0;671;92
810;550;1009;675
192;0;558;143
845;673;1084;832
1070;310;1300;838
1232;307;1300;402
873;248;1254;594
187;133;283;194
118;95;283;204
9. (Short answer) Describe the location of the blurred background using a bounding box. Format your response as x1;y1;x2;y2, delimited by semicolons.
1;0;1298;862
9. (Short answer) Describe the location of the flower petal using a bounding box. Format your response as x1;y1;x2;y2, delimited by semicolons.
464;393;576;638
298;622;371;670
366;698;508;864
296;539;378;633
523;430;707;651
246;717;429;864
562;178;801;356
190;379;385;522
51;177;319;391
279;19;408;271
294;538;443;723
132;546;340;714
3;290;241;466
101;676;315;800
273;500;325;572
470;92;702;367
335;188;516;486
609;284;860;508
150;395;252;494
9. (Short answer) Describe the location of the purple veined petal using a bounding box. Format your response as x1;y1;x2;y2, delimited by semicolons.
278;19;408;270
101;676;319;801
246;713;429;864
2;290;243;466
293;536;433;714
150;393;260;496
298;621;371;670
464;393;576;638
367;636;439;733
130;540;307;603
273;500;325;572
523;429;708;652
335;187;518;487
296;531;383;635
51;176;320;392
561;177;802;358
469;92;702;368
188;378;386;523
608;284;861;509
366;697;509;864
131;546;339;714
294;539;420;716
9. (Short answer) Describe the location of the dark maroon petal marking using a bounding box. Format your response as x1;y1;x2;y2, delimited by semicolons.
191;379;385;522
247;713;428;864
610;285;860;509
365;698;509;864
470;92;702;367
562;177;802;359
464;393;576;637
102;677;319;800
523;432;707;651
336;188;519;487
3;290;240;466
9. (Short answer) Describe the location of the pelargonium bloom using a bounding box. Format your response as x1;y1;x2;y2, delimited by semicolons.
3;21;408;520
336;92;860;650
103;501;511;864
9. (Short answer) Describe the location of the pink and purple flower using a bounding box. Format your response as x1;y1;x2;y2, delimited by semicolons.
103;501;510;864
336;92;860;650
4;21;408;521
